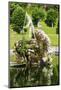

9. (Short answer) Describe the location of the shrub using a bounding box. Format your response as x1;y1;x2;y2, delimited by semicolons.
11;6;25;33
46;9;57;27
56;21;59;34
9;2;19;23
9;3;18;16
32;7;46;26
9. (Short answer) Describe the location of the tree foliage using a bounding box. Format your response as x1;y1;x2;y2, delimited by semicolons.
11;6;25;33
46;9;58;27
32;7;46;26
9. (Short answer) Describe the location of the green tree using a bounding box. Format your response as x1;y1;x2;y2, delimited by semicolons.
46;9;58;27
9;2;20;23
11;6;25;33
9;2;18;16
32;7;46;26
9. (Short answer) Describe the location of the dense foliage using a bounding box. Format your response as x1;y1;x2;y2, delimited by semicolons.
10;3;59;29
46;9;58;27
32;7;46;26
11;6;25;33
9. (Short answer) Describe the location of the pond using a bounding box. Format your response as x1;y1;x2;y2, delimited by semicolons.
9;60;59;88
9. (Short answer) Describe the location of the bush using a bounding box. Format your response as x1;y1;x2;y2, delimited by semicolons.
46;9;57;27
9;3;18;16
9;2;20;23
56;21;59;34
11;6;25;33
32;7;46;26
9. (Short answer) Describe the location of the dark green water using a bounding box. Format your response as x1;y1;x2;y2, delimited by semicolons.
9;64;59;88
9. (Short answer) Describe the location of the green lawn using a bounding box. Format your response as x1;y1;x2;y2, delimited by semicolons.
40;21;58;46
52;55;58;66
10;25;30;49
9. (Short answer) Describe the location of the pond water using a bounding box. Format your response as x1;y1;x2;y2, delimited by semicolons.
9;63;59;88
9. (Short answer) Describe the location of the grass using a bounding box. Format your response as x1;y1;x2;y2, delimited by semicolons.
48;34;58;46
10;25;31;49
52;55;58;66
40;21;58;46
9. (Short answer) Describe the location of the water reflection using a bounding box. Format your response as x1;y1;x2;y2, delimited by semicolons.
10;64;53;87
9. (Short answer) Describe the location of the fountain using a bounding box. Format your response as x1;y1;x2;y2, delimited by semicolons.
10;12;54;87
